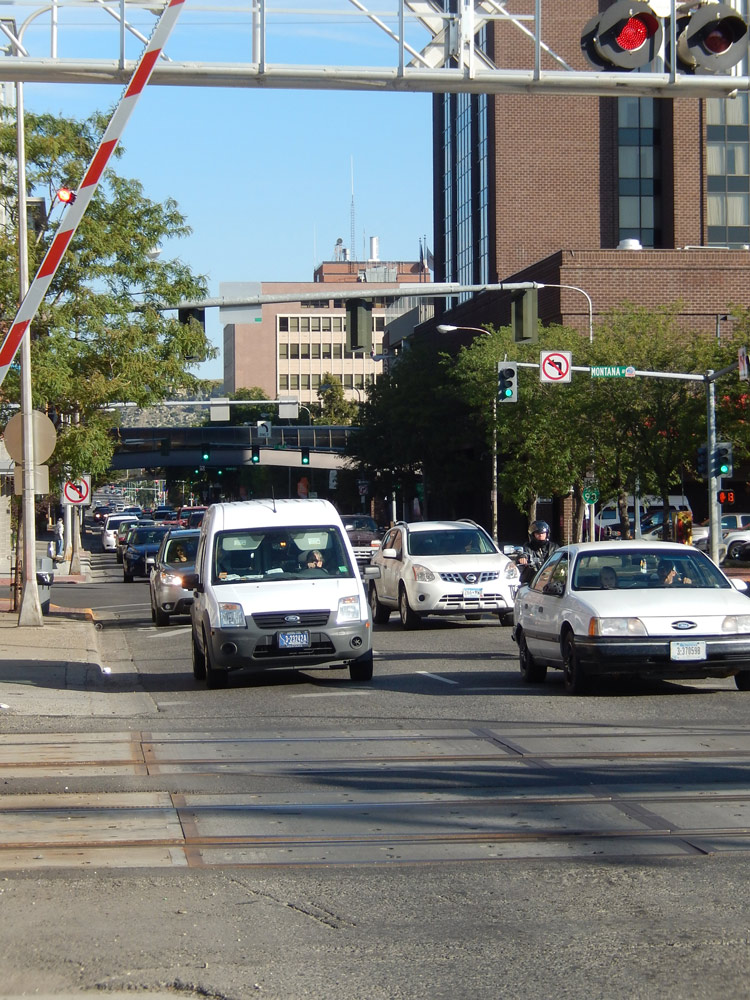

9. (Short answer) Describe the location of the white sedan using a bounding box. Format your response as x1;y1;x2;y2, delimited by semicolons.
512;541;750;694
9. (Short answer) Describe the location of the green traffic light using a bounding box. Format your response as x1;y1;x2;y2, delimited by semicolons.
720;463;729;475
502;387;513;398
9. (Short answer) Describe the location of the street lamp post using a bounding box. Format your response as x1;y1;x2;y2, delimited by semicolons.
437;324;498;541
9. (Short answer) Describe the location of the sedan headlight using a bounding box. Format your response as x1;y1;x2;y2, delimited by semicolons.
159;571;184;587
589;617;647;636
722;615;750;633
411;563;436;583
218;603;246;628
336;595;362;624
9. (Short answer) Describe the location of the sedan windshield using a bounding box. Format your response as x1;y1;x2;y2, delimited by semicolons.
572;549;731;591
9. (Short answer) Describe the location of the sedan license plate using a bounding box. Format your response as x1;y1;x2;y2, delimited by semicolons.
278;630;311;649
670;640;706;662
463;586;482;599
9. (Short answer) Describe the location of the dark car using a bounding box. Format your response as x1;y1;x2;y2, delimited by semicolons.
123;525;170;582
149;529;200;625
341;514;382;573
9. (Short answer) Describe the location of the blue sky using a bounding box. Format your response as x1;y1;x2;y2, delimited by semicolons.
17;2;435;379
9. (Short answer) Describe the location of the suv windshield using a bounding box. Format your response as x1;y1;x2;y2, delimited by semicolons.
213;525;354;583
342;516;378;533
130;527;169;547
408;528;495;557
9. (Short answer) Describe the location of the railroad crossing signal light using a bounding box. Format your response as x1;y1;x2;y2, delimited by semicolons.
498;362;518;404
718;489;736;505
56;187;76;204
301;448;310;465
582;1;663;70
251;446;260;464
345;299;373;354
714;441;733;478
511;288;538;344
581;1;748;74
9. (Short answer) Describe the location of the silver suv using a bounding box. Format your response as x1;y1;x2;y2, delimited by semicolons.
368;520;520;628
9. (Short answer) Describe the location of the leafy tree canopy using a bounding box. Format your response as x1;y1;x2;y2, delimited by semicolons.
0;107;215;481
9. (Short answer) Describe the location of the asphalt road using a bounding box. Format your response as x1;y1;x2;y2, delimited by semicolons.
5;529;750;999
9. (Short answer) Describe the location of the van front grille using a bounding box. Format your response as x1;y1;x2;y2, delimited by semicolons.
252;610;331;630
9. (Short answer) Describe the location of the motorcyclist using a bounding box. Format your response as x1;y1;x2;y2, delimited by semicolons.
517;520;558;582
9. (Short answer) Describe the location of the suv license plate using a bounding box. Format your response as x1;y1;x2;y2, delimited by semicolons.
670;640;706;661
278;630;311;649
463;587;482;599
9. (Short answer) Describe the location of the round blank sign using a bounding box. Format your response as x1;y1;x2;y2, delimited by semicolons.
3;410;57;464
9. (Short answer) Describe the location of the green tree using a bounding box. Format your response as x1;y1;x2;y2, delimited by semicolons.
0;108;215;482
317;373;358;425
225;386;272;426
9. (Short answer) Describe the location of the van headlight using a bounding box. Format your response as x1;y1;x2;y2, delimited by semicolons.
219;603;246;628
336;595;361;624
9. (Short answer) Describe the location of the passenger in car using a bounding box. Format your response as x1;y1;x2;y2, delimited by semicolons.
600;566;618;590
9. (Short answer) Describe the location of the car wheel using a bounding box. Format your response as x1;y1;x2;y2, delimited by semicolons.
191;630;206;681
349;649;374;682
369;584;390;625
204;631;228;689
398;585;421;629
562;633;589;695
518;629;547;684
727;541;745;561
154;605;170;627
736;671;750;691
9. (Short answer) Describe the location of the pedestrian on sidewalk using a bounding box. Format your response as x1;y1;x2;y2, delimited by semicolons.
54;516;64;560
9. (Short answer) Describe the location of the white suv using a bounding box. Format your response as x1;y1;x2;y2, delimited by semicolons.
368;520;520;628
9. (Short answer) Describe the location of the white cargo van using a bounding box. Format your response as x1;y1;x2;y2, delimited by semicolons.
187;499;378;688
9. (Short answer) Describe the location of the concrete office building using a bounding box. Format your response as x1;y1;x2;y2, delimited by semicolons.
425;0;750;338
223;252;427;405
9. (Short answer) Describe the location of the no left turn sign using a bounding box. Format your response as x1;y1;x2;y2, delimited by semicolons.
63;476;91;506
540;350;572;383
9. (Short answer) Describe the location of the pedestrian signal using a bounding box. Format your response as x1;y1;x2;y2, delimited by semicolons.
717;489;736;505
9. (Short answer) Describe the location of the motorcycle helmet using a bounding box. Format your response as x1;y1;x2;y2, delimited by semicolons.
529;520;550;536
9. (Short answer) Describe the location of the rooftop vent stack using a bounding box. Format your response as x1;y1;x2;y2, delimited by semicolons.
617;238;643;250
369;236;380;262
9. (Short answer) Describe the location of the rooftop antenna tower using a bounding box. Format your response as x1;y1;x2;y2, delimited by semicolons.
350;156;356;262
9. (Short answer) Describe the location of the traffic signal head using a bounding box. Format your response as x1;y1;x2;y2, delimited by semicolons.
301;447;310;465
345;299;373;354
714;441;733;478
251;446;260;464
718;489;736;505
582;1;663;70
675;2;748;73
178;306;206;330
498;362;518;404
697;443;708;479
511;288;538;344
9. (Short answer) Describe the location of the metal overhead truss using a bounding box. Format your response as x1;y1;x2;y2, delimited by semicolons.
0;0;747;99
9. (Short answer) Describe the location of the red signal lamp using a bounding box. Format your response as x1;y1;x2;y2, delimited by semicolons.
56;187;76;205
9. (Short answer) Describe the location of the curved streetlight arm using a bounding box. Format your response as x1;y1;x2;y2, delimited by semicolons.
536;283;594;343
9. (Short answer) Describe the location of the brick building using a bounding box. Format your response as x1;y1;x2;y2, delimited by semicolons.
222;256;427;405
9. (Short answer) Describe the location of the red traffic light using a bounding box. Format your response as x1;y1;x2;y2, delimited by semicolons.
717;489;736;505
56;187;76;205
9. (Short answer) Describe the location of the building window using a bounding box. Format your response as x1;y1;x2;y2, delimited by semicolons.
322;343;332;359
289;317;299;332
301;374;310;389
278;343;288;359
322;317;331;332
707;95;750;247
343;374;353;388
617;97;661;247
279;375;289;390
311;343;321;359
333;344;343;359
278;317;289;332
289;343;300;359
300;343;310;359
290;374;299;390
311;374;321;388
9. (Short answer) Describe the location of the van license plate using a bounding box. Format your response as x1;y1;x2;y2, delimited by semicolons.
670;640;706;661
278;630;311;649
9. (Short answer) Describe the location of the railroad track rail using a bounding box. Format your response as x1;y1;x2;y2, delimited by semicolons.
2;725;750;870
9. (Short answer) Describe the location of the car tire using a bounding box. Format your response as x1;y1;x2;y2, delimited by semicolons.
518;630;547;684
562;633;589;695
154;605;170;627
727;541;745;561
192;631;206;681
204;631;228;689
369;584;390;625
398;585;421;629
736;671;750;691
349;649;374;682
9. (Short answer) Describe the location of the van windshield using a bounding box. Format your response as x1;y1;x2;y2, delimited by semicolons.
212;525;355;583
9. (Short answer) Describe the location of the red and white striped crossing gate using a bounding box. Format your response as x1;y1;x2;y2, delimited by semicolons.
0;0;186;389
